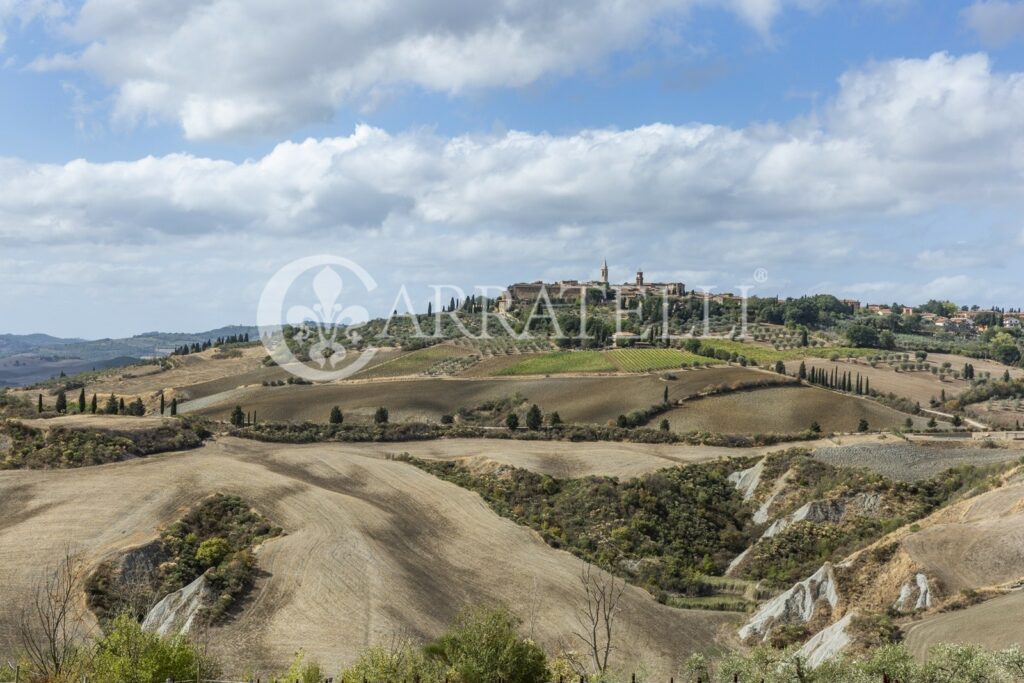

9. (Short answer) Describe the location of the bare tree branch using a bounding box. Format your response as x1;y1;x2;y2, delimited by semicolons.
17;548;92;681
572;563;625;674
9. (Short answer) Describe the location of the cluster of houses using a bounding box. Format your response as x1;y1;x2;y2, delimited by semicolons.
844;300;1023;333
500;263;1019;337
499;260;690;312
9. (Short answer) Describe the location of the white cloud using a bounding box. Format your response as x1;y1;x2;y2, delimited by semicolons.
26;0;819;139
964;1;1024;47
1;52;1023;245
2;51;1024;333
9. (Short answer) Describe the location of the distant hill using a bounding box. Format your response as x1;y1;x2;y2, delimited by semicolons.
0;325;258;387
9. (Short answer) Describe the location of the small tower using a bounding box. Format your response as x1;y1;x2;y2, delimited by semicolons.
636;269;644;287
601;258;609;285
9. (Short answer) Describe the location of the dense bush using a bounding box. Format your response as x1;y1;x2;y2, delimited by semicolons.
88;613;220;683
405;457;753;598
0;419;206;469
87;494;281;626
234;418;816;449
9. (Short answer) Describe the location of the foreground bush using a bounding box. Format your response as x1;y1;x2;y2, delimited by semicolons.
89;613;219;683
8;606;1024;682
338;606;547;683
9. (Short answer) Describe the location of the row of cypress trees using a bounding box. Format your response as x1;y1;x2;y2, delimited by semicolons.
41;389;177;416
798;361;871;395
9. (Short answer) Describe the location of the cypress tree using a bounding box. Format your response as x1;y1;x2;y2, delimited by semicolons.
798;361;807;380
90;393;98;414
525;404;543;430
78;388;86;413
160;392;165;415
105;393;118;414
170;398;178;416
329;406;343;424
864;378;869;395
55;390;67;414
663;386;669;404
37;394;43;413
118;397;125;414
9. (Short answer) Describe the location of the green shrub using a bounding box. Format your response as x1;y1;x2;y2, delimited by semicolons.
195;537;230;567
424;606;548;683
89;613;218;683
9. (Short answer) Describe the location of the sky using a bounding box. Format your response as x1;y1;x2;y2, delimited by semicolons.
1;0;1024;338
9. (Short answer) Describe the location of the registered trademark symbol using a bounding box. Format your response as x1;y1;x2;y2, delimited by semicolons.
753;267;768;283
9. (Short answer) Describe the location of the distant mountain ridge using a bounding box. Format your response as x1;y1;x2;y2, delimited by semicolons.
0;325;259;387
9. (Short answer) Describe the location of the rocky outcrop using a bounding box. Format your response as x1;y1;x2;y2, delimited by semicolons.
728;459;764;501
763;493;883;539
141;575;211;637
739;563;840;642
893;573;931;612
798;612;855;668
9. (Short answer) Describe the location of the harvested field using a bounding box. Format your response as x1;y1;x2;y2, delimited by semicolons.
813;442;1023;481
661;385;927;434
347;438;793;479
968;400;1024;429
899;476;1024;593
0;438;736;677
792;358;967;405
182;367;782;425
14;414;174;432
903;590;1024;659
81;346;271;398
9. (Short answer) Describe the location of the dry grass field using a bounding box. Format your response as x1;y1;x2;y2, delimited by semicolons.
813;442;1023;481
181;366;786;425
83;347;273;398
342;438;813;479
0;437;737;677
793;358;968;405
14;414;174;432
903;590;1024;658
967;399;1024;429
662;385;928;434
899;475;1024;594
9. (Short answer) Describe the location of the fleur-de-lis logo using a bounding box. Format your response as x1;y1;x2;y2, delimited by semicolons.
257;255;378;381
286;267;369;368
